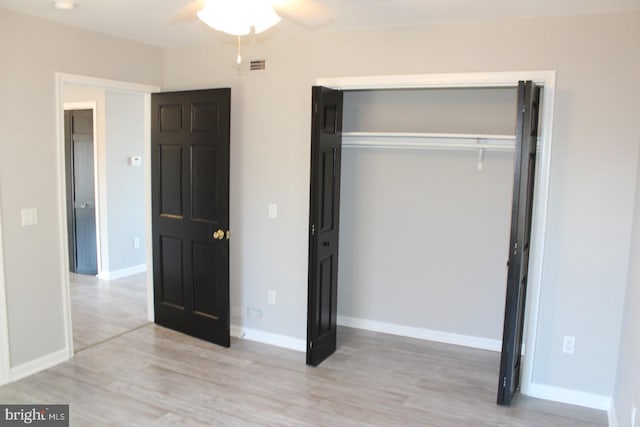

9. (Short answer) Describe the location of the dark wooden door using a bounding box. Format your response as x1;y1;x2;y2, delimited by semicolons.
307;86;343;366
65;109;98;275
151;89;231;347
497;81;541;406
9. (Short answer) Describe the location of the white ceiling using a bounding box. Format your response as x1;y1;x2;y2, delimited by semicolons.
0;0;639;48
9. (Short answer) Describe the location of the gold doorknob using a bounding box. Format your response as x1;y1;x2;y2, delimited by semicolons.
212;229;225;240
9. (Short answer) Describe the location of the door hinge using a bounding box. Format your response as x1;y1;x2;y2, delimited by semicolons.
309;341;313;349
314;103;318;114
513;242;518;255
311;224;315;236
226;230;231;240
503;376;507;387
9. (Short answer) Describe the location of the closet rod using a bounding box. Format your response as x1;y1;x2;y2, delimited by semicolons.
342;132;516;152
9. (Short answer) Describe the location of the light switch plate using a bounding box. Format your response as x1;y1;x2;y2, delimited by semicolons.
268;203;277;219
20;208;38;226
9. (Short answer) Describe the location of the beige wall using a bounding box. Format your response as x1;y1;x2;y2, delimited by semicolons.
0;9;162;367
163;12;640;398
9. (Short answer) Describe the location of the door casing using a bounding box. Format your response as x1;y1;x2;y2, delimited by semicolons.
313;71;556;397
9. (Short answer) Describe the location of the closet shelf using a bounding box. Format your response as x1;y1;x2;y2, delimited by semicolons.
342;132;516;152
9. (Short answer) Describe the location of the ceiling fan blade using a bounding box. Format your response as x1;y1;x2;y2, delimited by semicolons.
169;0;205;24
273;0;333;28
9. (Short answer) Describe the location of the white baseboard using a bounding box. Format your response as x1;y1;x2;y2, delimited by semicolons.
230;324;305;352
337;315;502;352
9;348;70;383
526;382;612;411
98;264;146;280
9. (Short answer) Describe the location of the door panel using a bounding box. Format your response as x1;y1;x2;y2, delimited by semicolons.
307;86;343;366
319;256;334;333
152;88;231;347
160;236;184;308
191;146;220;221
159;145;183;217
192;242;222;317
65;109;97;276
497;81;541;406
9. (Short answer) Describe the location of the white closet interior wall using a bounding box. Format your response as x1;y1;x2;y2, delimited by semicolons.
338;87;518;346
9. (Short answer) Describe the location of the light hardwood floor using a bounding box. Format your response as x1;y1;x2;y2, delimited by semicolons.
0;324;606;426
70;272;149;351
0;273;607;426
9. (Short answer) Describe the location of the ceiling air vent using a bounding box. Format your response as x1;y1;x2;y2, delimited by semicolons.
250;60;266;71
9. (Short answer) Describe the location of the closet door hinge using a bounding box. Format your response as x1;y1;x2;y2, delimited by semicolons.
513;242;518;255
311;224;315;236
314;102;318;114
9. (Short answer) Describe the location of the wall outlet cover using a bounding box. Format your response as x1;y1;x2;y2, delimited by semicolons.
246;307;263;320
562;336;575;354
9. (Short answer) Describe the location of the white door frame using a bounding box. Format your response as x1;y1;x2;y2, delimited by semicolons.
54;73;159;357
315;70;557;397
0;185;10;385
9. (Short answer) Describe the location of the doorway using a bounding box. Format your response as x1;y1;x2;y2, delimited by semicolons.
55;73;160;356
306;71;556;399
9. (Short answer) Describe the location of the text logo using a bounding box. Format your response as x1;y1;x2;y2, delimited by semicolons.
0;405;68;426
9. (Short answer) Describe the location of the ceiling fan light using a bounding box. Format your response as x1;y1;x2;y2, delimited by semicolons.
197;0;281;36
197;1;251;35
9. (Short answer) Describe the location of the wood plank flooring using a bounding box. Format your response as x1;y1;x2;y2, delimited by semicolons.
0;323;606;426
0;272;607;425
70;272;148;351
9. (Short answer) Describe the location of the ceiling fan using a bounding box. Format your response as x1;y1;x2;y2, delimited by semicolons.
173;0;333;64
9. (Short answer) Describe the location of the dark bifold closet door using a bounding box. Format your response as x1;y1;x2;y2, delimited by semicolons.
306;86;344;366
497;81;542;406
65;109;97;275
151;89;231;347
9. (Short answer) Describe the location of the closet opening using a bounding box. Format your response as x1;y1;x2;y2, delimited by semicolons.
306;73;554;407
338;86;517;351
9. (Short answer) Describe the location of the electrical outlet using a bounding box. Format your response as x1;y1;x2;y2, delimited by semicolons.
562;336;575;354
268;290;276;305
246;307;262;320
631;403;637;427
